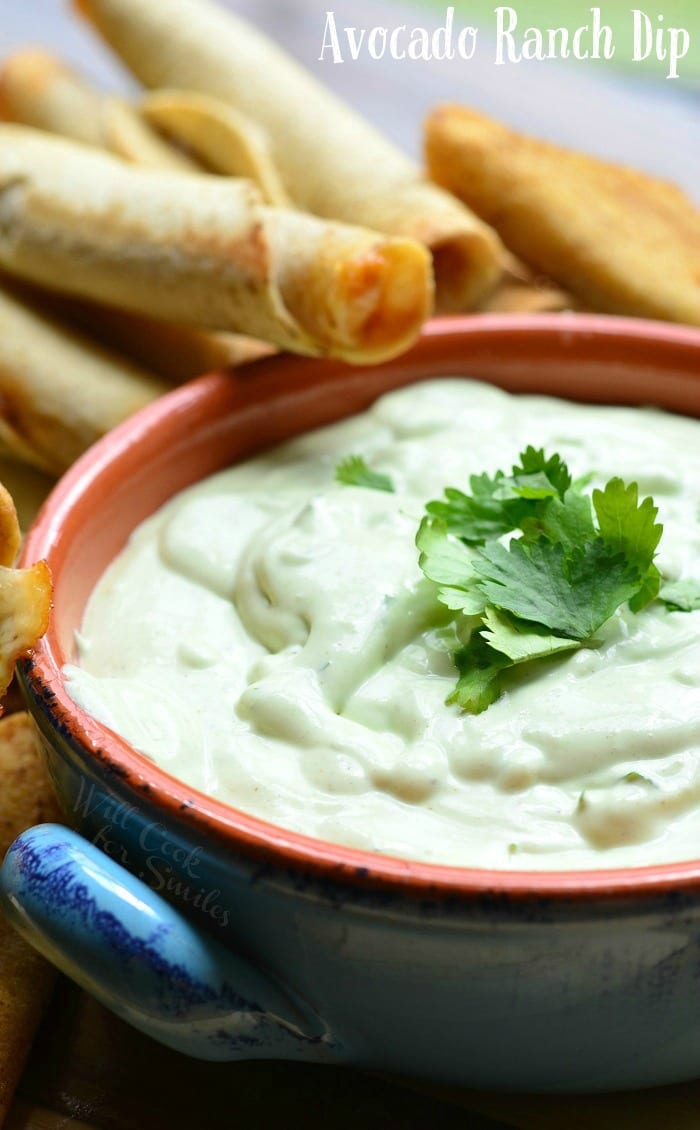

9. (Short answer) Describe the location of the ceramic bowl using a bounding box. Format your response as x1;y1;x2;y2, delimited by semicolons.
3;314;700;1092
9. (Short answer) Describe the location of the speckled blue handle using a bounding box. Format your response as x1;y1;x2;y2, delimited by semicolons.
0;824;331;1062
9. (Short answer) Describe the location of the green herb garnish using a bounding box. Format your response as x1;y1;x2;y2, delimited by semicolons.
335;455;395;493
622;771;656;786
425;446;571;546
417;449;664;715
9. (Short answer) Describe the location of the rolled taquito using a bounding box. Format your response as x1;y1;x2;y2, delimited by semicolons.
11;275;273;380
0;279;168;475
39;297;274;382
0;49;105;147
0;53;286;198
0;126;432;363
74;0;502;312
0;58;269;374
0;49;196;171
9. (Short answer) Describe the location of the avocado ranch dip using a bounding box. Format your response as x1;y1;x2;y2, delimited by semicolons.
64;379;700;870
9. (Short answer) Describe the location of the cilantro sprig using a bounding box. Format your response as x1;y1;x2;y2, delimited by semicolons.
335;455;395;493
425;447;572;545
335;447;700;715
417;448;664;714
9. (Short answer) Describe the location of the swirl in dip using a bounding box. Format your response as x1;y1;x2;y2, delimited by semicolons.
64;379;700;870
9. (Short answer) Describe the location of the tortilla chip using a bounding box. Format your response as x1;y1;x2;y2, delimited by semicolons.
0;484;51;702
0;483;21;568
0;458;53;536
425;104;700;326
0;559;52;702
0;712;62;1124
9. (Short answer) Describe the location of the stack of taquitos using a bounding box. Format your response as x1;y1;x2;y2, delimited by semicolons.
72;0;503;313
0;124;433;365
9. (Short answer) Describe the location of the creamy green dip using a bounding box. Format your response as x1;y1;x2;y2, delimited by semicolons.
64;379;700;870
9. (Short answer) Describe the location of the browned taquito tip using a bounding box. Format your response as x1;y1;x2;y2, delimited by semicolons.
73;0;104;46
0;49;107;150
425;103;474;153
1;49;58;81
420;105;493;190
73;0;106;37
0;50;58;112
350;239;434;362
430;229;503;314
287;237;434;365
423;106;504;312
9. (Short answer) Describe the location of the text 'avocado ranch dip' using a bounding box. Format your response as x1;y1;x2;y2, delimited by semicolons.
64;380;700;870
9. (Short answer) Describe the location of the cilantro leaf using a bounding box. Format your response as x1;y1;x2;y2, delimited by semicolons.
335;455;395;493
629;563;661;614
659;578;700;612
481;606;581;663
523;489;596;551
415;518;486;615
512;446;572;498
592;478;662;612
593;478;662;571
447;634;510;715
426;480;529;545
563;540;645;633
425;446;574;547
508;472;562;500
474;538;640;639
415;447;668;715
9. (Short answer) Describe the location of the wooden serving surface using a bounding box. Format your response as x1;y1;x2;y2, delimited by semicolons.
8;978;700;1129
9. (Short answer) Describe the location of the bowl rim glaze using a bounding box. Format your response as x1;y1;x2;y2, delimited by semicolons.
20;313;700;901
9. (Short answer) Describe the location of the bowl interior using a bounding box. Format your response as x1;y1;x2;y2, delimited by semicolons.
32;314;700;662
21;314;700;895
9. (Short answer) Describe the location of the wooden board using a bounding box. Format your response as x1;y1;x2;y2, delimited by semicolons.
11;978;700;1129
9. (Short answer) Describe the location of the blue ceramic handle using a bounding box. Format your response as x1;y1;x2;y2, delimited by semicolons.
0;823;331;1062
